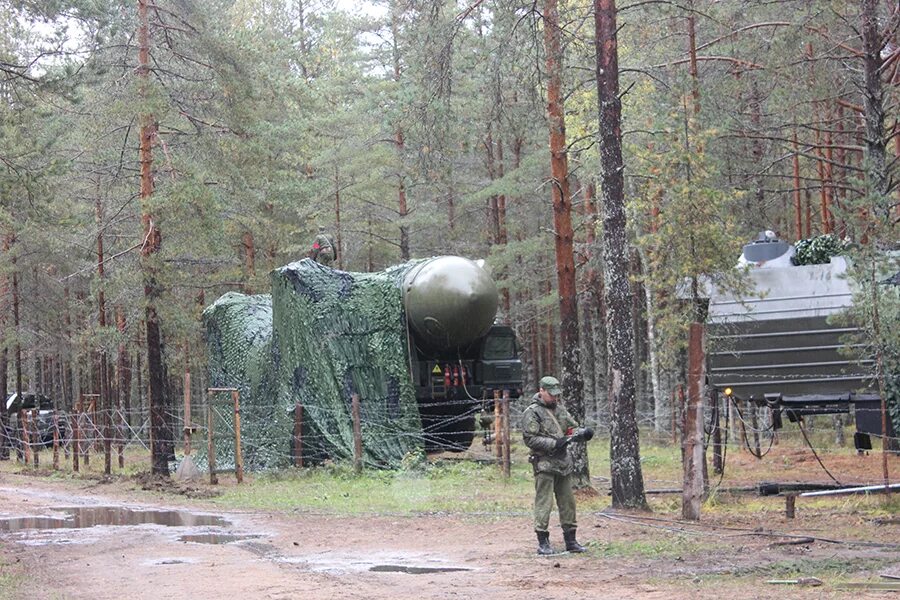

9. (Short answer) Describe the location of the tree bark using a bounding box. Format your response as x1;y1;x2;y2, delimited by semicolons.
116;306;130;466
96;193;112;475
0;235;9;460
594;0;647;509
792;129;803;239
861;0;889;204
334;166;343;270
390;2;409;261
542;0;589;486
139;0;171;477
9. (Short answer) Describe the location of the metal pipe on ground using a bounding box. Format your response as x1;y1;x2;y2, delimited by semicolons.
800;483;900;497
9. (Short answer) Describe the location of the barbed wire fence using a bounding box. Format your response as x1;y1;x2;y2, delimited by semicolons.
1;378;897;494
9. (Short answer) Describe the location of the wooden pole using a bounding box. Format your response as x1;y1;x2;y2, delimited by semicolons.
183;371;192;456
501;390;511;478
785;493;796;519
31;408;39;468
682;323;705;521
207;391;217;485
712;389;722;475
232;389;243;484
671;386;678;444
792;129;803;240
293;402;303;468
351;393;362;474
52;413;59;470
73;400;80;473
86;397;96;466
493;389;502;459
20;410;30;466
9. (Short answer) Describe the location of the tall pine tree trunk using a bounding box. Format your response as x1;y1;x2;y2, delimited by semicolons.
594;0;647;509
390;2;409;261
0;235;9;460
139;0;171;477
96;193;112;475
542;0;589;488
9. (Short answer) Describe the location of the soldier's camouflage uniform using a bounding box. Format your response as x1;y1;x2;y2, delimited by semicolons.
311;233;336;265
522;392;579;533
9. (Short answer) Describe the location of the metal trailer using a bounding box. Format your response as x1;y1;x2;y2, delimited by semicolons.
706;238;894;450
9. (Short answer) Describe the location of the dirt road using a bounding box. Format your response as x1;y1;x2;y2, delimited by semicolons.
1;473;897;599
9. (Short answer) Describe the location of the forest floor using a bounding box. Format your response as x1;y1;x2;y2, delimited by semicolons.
1;441;899;599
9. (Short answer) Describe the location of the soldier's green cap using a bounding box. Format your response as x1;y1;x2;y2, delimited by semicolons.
539;376;562;395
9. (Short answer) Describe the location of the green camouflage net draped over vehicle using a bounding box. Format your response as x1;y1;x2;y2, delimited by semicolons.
271;259;423;467
203;292;290;470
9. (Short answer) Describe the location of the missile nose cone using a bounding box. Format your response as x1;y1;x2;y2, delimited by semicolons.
403;256;499;349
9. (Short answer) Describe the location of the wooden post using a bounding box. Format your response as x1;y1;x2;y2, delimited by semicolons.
84;396;95;467
712;389;723;475
183;371;192;456
72;400;80;473
232;389;243;484
293;402;303;468
351;393;362;474
785;494;796;519
20;410;30;466
31;408;39;468
89;396;97;454
52;413;59;470
493;389;502;459
501;390;511;478
207;392;217;485
682;323;705;521
671;386;678;444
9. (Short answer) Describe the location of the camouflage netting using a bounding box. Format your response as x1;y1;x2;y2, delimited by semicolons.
271;259;423;467
203;292;290;470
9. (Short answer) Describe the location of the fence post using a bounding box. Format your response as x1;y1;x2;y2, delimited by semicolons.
53;413;59;470
501;390;511;478
183;372;192;457
20;410;30;466
207;391;217;485
73;400;80;473
232;389;243;484
682;323;706;521
671;386;678;445
351;393;362;474
293;402;303;468
712;389;723;475
493;389;502;459
116;405;125;469
31;408;39;469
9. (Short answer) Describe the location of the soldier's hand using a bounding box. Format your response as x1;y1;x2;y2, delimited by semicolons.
554;437;569;450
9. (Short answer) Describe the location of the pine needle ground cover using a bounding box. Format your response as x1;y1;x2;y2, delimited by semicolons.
205;259;424;470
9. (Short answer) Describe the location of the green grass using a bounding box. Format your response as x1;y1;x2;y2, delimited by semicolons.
212;459;539;514
0;551;24;600
588;534;704;559
731;556;896;579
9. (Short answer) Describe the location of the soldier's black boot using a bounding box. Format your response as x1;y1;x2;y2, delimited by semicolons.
536;531;555;555
563;529;586;553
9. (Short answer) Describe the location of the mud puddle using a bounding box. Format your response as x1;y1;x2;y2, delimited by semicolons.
0;506;229;532
178;533;261;544
369;565;472;574
278;551;474;575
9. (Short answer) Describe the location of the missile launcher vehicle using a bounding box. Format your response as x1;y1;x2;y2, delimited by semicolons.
204;256;523;469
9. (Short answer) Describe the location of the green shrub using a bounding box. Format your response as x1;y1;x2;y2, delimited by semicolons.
792;234;849;266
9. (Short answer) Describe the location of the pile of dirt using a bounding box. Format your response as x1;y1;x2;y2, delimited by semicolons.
131;472;221;499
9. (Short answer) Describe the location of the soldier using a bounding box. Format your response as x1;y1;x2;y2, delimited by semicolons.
310;226;337;266
522;375;588;555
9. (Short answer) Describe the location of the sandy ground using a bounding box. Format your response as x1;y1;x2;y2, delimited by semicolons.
2;470;899;600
